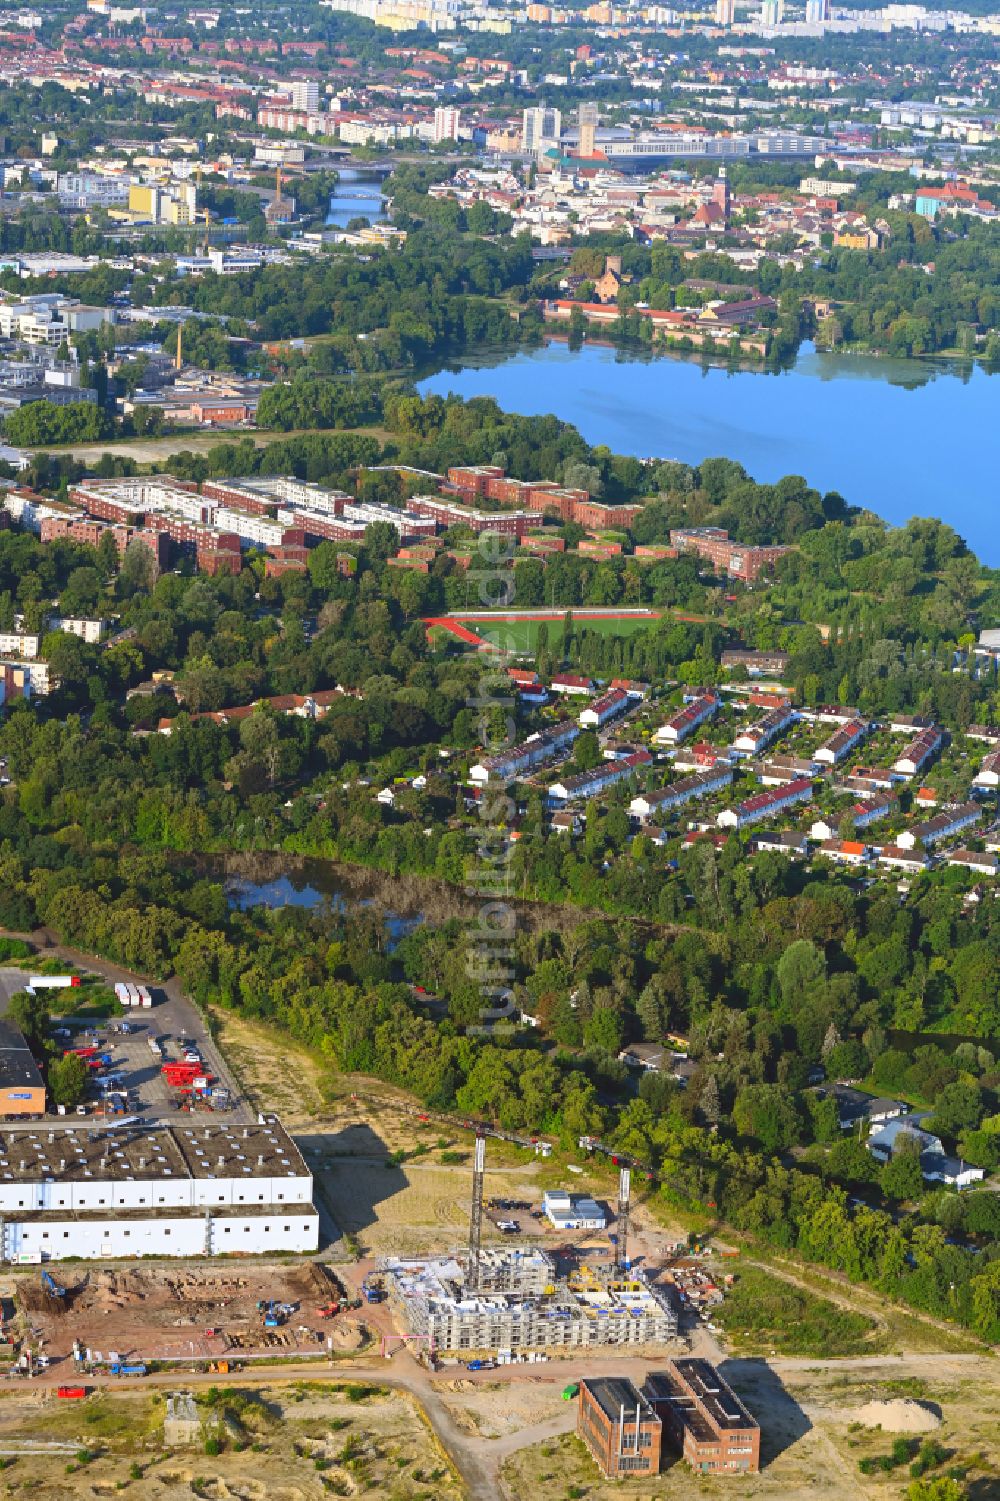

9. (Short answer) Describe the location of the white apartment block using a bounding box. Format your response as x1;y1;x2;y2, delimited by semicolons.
48;617;106;645
214;507;285;550
0;296;111;347
433;106;462;142
0;633;39;660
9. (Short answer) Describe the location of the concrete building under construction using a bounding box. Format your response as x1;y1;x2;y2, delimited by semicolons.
382;1251;678;1353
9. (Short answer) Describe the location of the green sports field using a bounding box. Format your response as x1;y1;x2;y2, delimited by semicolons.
471;614;659;654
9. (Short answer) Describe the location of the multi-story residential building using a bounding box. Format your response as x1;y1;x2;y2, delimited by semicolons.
214;507;285;551
522;104;562;153
127;181;198;226
320;0;460;31
290;78;320;112
670;527;790;583
407;495;533;537
0;659;51;700
445;468;641;531
433;105;461;142
49;617;106;644
38;514;170;569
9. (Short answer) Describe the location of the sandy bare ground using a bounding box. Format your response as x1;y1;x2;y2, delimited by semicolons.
499;1353;1000;1501
17;1263;355;1365
0;1378;462;1501
0;1347;994;1501
28;424;391;465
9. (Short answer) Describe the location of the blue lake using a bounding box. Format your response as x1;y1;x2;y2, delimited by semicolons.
419;340;1000;565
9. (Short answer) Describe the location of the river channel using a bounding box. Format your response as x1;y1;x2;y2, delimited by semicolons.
419;340;1000;565
325;167;388;230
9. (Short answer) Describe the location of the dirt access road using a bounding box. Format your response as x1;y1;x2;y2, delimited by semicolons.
27;424;390;465
17;1346;998;1501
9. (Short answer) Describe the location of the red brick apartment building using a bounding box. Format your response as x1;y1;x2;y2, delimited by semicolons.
407;495;532;537
645;1359;761;1475
445;467;642;532
577;1378;662;1479
40;516;170;569
670;527;790;584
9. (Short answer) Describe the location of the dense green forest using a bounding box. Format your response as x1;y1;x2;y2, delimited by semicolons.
1;413;1000;1336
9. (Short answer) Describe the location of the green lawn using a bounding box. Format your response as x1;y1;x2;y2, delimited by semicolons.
470;615;658;655
714;1265;878;1357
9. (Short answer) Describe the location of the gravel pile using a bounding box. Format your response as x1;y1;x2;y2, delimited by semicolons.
851;1399;941;1432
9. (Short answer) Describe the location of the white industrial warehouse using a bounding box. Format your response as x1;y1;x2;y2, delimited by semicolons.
0;1117;319;1261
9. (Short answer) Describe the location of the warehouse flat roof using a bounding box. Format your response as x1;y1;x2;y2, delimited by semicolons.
11;1201;317;1224
584;1376;656;1425
0;1021;45;1092
673;1358;758;1431
0;1120;308;1184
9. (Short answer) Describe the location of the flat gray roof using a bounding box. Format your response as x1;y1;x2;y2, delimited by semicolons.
0;1020;44;1093
0;1120;308;1184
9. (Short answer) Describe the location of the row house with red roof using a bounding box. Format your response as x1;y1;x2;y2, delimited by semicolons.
815;716;869;766
654;693;720;746
579;687;630;730
732;704;797;756
629;766;734;821
717;776;813;830
550;749;651;804
892;725;943;778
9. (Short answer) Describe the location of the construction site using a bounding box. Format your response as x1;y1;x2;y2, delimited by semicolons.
383;1251;678;1354
13;1261;369;1367
379;1138;679;1356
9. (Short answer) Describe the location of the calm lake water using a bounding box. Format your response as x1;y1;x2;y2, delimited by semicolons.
325;167;387;230
419;341;1000;564
225;861;421;945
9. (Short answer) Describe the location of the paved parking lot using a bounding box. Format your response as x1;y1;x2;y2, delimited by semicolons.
0;967;250;1127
